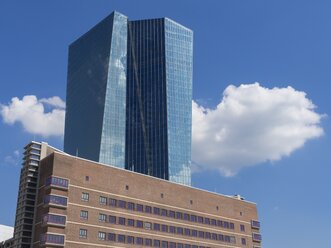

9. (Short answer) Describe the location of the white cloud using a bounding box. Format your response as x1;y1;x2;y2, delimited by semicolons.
0;224;13;242
4;150;20;167
192;83;324;176
0;95;65;137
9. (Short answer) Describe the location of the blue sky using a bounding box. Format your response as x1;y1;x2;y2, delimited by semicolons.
0;1;330;247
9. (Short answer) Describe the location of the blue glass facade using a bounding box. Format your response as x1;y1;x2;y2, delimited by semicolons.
64;12;193;185
64;12;127;168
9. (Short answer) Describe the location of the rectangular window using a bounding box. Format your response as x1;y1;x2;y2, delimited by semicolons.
136;220;143;228
184;228;190;236
98;232;106;241
127;236;134;244
45;176;69;189
197;216;203;223
224;221;229;229
162;241;168;248
99;196;107;205
118;200;126;208
128;202;135;210
218;234;224;241
144;222;152;230
99;213;107;222
109;198;117;207
177;243;183;248
81;192;89;201
40;234;65;245
108;233;116;241
211;219;216;226
251;220;261;229
176;212;182;219
205;232;211;239
118;234;125;243
191;229;197;237
161;209;167;216
183;213;190;221
229;222;235;229
198;231;204;238
190;215;197;222
230;236;236;244
241;238;246;245
145;238;152;246
252;233;262;242
136;237;143;245
145;205;152;213
137;204;144;212
169;210;175;218
204;218;210;225
184;245;191;248
80;210;88;220
170;242;176;248
153;207;160;215
42;214;66;226
118;217;126;225
240;224;245;232
44;195;67;207
161;224;168;232
177;227;183;235
169;226;176;233
128;219;134;226
79;229;87;238
212;233;217;240
109;215;116;224
153;223;160;231
154;240;161;247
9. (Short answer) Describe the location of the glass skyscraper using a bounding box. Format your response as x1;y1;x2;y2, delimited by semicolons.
64;11;193;185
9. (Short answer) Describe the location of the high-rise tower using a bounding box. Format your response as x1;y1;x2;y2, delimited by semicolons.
64;11;193;185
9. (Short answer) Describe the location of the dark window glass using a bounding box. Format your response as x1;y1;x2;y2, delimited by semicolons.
118;200;126;208
128;202;135;210
205;232;211;239
162;241;168;248
190;215;197;222
177;227;183;235
211;219;216;226
118;234;125;243
218;234;224;241
108;233;116;241
137;204;144;212
128;219;134;226
191;229;197;237
184;228;190;236
99;213;107;222
184;245;191;248
212;233;217;240
44;195;67;206
154;223;160;231
241;238;246;245
153;207;160;215
136;237;143;245
145;205;152;213
109;198;117;206
224;221;229;229
45;176;69;189
176;212;182;219
169;226;176;233
170;242;176;248
145;238;152;246
99;196;107;205
169;210;175;218
144;222;152;230
127;236;134;244
183;213;189;221
154;240;160;247
79;229;87;238
229;222;235;229
109;215;116;224
197;216;203;223
240;224;245;232
136;220;143;228
81;192;89;201
43;214;66;225
198;231;204;238
98;232;106;240
118;217;125;225
80;210;88;220
161;209;167;216
204;218;210;225
177;243;183;248
161;224;168;232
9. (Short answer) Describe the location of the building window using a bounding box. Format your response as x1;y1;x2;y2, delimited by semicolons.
169;226;176;233
204;218;210;225
190;215;197;222
40;233;65;245
145;205;152;213
211;219;216;226
42;214;66;226
98;232;106;241
136;204;143;212
230;236;236;244
229;222;235;229
191;229;197;237
216;206;219;211
127;236;134;244
162;241;168;248
153;223;160;231
205;232;211;239
99;196;107;205
240;224;245;232
108;233;116;241
109;215;116;224
128;219;134;226
109;198;117;207
128;202;135;210
161;208;167;216
81;192;89;202
170;242;176;248
176;212;182;219
177;227;183;235
169;210;175;218
136;237;143;245
80;210;88;220
99;213;107;222
118;217;126;225
251;220;261;229
212;233;217;240
154;240;161;247
45;176;69;189
197;216;203;223
125;185;129;190
198;231;204;238
144;222;152;230
118;200;126;208
85;176;89;181
183;213;190;221
252;233;262;242
118;234;125;243
161;193;164;198
136;220;143;228
161;224;168;232
184;228;190;236
153;207;160;215
190;200;193;205
145;238;152;246
43;195;67;207
79;229;87;238
218;234;224;241
241;238;246;245
177;243;183;248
